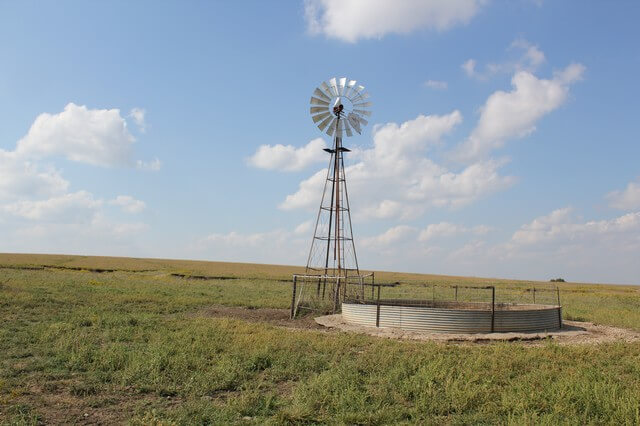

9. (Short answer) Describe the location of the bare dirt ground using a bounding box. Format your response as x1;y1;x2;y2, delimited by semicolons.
315;314;640;345
196;306;640;345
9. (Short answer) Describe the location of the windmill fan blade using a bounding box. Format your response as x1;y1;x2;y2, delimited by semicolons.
313;88;330;101
318;115;334;132
312;111;331;123
328;77;339;96
334;120;343;138
338;77;347;95
344;118;353;137
356;115;368;126
354;101;372;108
310;106;328;114
344;80;357;99
321;81;333;97
347;113;362;134
354;109;372;117
326;118;337;136
310;97;330;106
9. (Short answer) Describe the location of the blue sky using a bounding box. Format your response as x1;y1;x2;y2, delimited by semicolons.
1;1;640;284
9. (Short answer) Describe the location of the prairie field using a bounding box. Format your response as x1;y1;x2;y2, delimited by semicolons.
1;253;640;424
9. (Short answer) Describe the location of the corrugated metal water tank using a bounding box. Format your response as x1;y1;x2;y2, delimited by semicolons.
342;302;561;333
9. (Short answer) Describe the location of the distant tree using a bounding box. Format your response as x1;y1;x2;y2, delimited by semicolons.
550;278;566;283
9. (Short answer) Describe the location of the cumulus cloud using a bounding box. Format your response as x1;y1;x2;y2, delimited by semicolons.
15;103;136;167
248;138;327;172
0;103;153;253
109;195;146;214
2;191;101;223
294;220;314;235
195;227;309;265
305;0;482;43
418;222;490;242
607;180;640;211
129;107;147;133
510;207;640;247
455;63;585;161
361;225;416;248
0;151;69;201
421;222;460;241
461;59;476;77
424;80;448;90
462;39;546;80
280;111;514;218
136;158;162;171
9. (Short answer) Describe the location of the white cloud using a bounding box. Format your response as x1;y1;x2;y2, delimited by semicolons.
461;59;476;77
15;103;136;167
129;107;147;133
419;221;490;241
2;191;101;223
109;195;146;214
0;104;152;254
361;225;416;248
455;63;585;161
511;39;545;70
419;222;464;241
248;138;327;172
607;180;640;211
424;80;448;90
305;0;483;43
136;158;162;171
294;220;314;235
280;111;514;218
0;151;69;201
462;39;547;80
510;207;640;247
195;227;308;265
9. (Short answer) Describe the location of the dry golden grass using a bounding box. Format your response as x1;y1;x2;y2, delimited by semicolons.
3;252;633;289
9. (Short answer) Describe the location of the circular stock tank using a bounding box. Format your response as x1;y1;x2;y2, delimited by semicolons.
342;300;562;334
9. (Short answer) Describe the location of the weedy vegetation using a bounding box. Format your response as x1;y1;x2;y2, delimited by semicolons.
1;254;640;424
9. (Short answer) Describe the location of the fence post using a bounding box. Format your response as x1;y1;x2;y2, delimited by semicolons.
333;277;340;313
533;287;536;304
556;286;562;328
455;285;458;302
490;286;495;333
432;285;435;302
376;284;381;328
290;276;297;319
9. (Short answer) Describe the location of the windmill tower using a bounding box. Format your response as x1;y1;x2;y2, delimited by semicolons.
291;77;373;316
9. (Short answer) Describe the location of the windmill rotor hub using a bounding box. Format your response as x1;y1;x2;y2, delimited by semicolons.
309;77;372;138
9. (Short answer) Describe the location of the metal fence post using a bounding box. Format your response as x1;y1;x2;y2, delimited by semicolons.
455;285;458;302
290;276;297;319
490;286;495;333
532;287;536;304
333;277;340;313
376;284;381;327
556;286;562;328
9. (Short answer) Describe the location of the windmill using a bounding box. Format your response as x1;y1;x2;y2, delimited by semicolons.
291;77;373;317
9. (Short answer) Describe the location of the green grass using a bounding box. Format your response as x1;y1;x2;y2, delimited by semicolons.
1;255;640;424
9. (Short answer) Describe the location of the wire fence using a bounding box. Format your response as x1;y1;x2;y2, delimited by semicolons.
291;275;562;318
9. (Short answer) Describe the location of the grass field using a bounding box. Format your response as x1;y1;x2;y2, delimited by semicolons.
1;254;640;424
